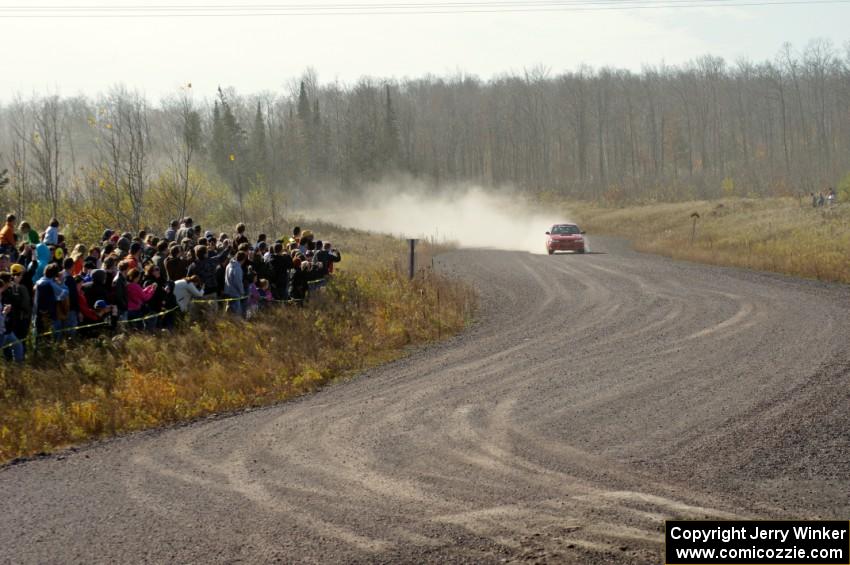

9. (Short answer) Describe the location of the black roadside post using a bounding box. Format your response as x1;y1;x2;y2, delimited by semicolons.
690;212;700;245
409;238;417;280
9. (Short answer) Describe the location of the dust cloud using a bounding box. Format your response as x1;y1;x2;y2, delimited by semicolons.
311;181;577;254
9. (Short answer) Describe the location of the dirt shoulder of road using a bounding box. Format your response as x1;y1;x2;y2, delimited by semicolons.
567;197;850;285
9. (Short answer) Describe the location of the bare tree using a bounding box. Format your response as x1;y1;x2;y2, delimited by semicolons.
7;98;32;219
163;89;203;221
3;42;850;209
98;87;152;230
28;95;65;219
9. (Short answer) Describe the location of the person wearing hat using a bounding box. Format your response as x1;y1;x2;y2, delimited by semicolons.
78;292;117;334
33;241;50;281
115;235;131;256
3;263;32;343
92;299;115;322
77;282;106;327
0;273;24;362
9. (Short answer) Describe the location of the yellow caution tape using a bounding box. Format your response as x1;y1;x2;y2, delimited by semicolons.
3;279;330;355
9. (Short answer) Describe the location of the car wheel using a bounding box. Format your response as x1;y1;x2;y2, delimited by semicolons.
547;249;554;255
577;248;586;254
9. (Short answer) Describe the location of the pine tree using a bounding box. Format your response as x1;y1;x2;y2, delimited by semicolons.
250;101;268;179
211;100;227;172
213;88;248;220
311;98;329;176
184;110;202;155
297;81;312;123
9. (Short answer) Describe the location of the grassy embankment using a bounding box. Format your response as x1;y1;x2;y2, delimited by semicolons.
0;225;474;464
566;197;850;283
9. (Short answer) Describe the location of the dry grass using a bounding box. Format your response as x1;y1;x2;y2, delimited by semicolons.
569;197;850;283
0;229;474;464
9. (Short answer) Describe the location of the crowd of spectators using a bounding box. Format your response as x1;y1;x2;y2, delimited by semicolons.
0;215;341;362
811;188;837;207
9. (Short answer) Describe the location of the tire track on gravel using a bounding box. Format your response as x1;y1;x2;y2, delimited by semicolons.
2;237;849;564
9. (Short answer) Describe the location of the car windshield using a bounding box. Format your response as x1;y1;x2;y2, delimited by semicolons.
551;225;580;235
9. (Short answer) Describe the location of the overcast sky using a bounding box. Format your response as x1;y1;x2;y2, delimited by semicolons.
2;1;849;101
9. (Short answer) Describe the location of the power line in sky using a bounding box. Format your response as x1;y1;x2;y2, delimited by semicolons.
1;0;847;17
0;0;807;8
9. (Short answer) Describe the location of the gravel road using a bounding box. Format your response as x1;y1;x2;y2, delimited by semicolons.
2;238;849;564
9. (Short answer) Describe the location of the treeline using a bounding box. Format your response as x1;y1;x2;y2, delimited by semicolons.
2;39;850;233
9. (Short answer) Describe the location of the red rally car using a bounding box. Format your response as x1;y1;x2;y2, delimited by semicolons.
545;223;586;255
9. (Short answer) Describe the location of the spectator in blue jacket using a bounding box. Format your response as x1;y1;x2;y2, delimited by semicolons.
34;263;68;336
